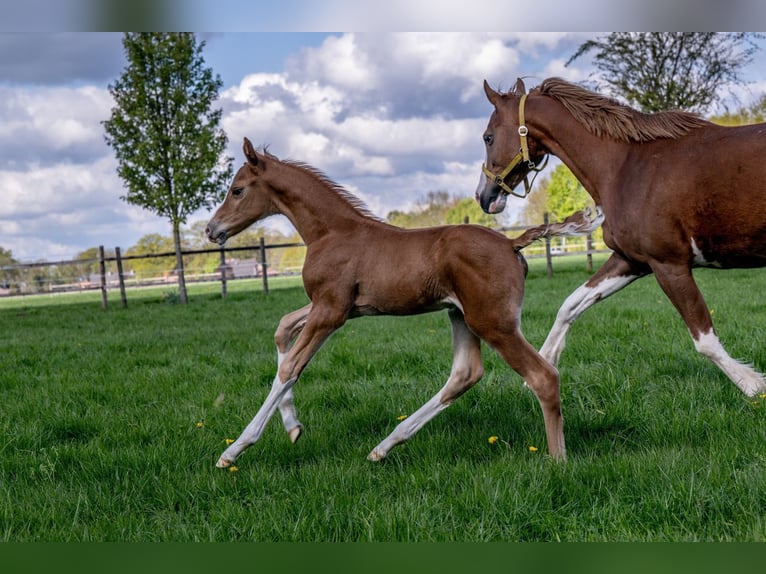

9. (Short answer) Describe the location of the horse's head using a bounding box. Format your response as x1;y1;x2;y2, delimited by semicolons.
475;78;548;214
206;137;278;245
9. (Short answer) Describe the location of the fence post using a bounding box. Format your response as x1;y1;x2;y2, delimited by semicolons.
98;245;108;309
259;237;269;294
115;246;127;308
219;246;227;299
586;233;594;273
543;213;553;278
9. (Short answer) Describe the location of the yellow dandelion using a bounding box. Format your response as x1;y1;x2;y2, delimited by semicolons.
759;394;766;400
195;421;204;429
225;438;235;445
397;415;408;421
488;436;499;444
528;445;539;452
229;466;239;473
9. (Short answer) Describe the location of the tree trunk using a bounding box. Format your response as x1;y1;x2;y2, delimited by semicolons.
172;222;188;304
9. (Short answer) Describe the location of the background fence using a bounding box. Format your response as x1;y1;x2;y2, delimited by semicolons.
1;215;609;306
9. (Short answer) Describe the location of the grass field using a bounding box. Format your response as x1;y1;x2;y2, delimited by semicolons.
2;256;765;541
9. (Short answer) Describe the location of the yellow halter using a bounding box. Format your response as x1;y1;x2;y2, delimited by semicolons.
481;94;548;199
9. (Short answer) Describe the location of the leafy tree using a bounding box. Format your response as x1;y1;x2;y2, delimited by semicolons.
0;247;19;290
519;175;551;225
387;191;453;228
519;166;602;247
125;233;177;279
712;93;766;126
103;33;233;304
387;191;499;229
445;197;498;226
567;32;762;113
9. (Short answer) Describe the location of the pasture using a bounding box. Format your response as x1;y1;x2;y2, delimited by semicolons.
1;256;765;541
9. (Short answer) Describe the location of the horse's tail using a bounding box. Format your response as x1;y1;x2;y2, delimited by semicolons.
511;207;604;252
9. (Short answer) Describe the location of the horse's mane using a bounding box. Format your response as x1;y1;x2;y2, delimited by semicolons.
279;157;383;222
535;77;710;143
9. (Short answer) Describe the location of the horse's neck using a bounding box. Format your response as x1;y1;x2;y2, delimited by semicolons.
273;167;370;244
530;96;629;205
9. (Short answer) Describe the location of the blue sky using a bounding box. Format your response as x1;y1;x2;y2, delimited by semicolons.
1;30;765;262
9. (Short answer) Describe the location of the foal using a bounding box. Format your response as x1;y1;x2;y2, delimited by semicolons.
206;137;600;467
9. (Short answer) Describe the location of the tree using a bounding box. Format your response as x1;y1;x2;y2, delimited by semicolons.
444;197;498;226
386;191;499;229
523;165;594;223
125;233;177;279
713;93;766;126
567;32;763;113
103;33;233;304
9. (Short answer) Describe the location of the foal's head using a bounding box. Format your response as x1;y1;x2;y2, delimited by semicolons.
206;137;277;245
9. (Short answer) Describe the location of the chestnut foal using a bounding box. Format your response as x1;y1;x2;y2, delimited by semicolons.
206;137;601;467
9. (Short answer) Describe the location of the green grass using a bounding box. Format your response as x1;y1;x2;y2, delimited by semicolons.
1;257;765;541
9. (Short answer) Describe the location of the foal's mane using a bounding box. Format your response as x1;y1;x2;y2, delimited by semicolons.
279;157;382;221
535;77;709;143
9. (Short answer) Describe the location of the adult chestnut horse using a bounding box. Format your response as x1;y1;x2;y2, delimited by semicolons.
476;77;766;397
206;137;602;467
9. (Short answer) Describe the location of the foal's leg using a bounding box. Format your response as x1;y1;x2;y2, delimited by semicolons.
651;262;766;397
274;304;312;443
482;324;566;459
540;253;648;365
367;308;483;461
217;305;346;467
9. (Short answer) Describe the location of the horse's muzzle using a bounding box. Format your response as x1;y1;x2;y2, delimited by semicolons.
205;221;228;245
476;177;507;214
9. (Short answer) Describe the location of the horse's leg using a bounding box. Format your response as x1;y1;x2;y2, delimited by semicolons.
651;262;766;397
216;305;346;467
274;303;312;443
481;323;566;459
540;253;648;365
367;308;483;461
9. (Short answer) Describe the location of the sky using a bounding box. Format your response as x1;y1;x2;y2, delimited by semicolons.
2;8;766;262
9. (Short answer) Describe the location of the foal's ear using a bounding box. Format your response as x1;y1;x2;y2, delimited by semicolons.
483;79;502;107
243;137;259;167
513;77;527;95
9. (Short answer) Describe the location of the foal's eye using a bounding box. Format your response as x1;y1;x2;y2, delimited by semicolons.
483;134;494;146
231;187;244;197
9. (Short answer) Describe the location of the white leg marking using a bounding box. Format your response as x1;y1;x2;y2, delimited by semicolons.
368;394;450;461
276;352;304;442
693;329;766;397
368;311;480;461
217;374;295;467
540;274;638;365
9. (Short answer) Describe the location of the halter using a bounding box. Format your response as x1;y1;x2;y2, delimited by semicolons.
481;94;549;199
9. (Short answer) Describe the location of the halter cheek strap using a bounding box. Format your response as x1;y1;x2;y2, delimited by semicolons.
481;93;548;199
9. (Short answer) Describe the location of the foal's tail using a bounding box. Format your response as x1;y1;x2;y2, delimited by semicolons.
511;207;605;252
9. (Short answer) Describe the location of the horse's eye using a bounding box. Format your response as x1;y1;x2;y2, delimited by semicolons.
231;187;244;197
484;134;494;146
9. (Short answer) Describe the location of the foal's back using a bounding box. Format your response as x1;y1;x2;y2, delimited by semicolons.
302;221;528;318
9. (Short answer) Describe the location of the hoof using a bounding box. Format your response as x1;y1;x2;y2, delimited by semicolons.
216;456;234;468
367;449;385;462
287;425;303;444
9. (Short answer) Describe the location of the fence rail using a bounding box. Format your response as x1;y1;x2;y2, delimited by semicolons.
1;217;609;307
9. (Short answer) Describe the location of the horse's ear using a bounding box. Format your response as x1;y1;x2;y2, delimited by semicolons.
483;79;502;107
513;77;527;95
243;137;259;167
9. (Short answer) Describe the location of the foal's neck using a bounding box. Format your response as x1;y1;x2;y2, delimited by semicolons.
273;162;377;244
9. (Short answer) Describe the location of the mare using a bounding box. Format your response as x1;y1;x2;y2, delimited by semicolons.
476;77;766;397
205;137;601;467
